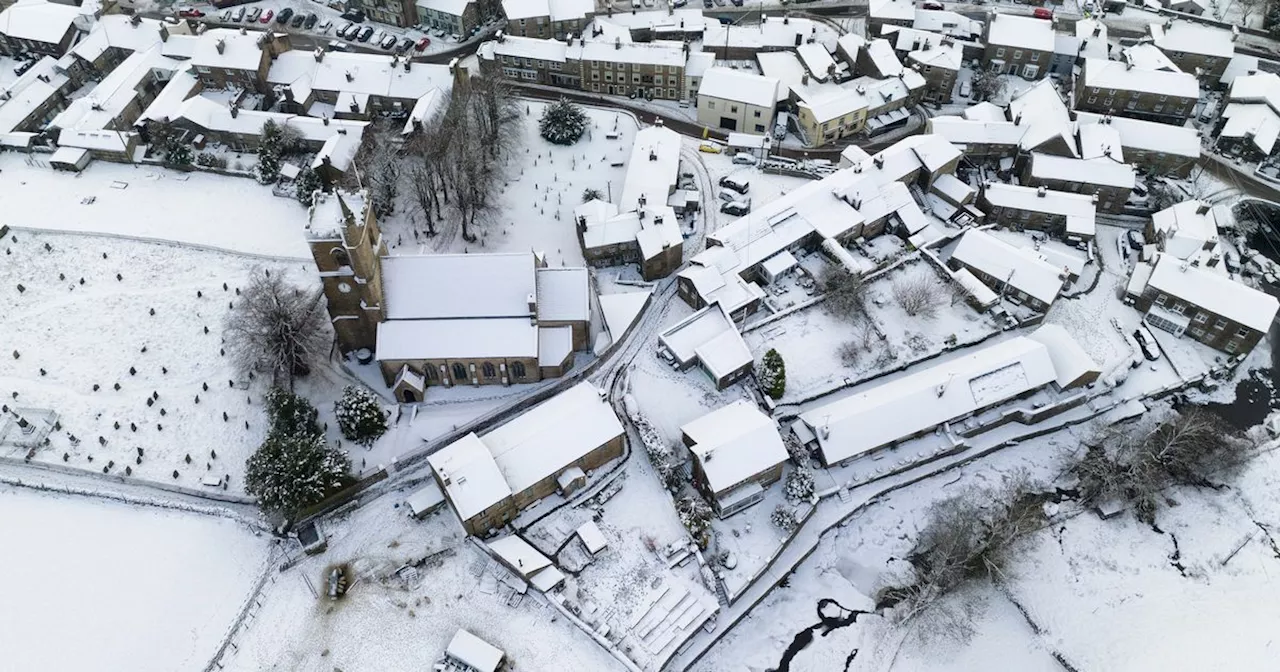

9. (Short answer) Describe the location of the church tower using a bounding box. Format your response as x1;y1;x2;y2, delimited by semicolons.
305;190;387;355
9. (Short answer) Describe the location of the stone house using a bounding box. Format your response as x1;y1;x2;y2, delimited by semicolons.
696;66;779;134
1130;255;1277;355
1020;153;1134;214
982;13;1054;79
1074;58;1199;125
978;182;1098;243
415;0;480;37
1149;19;1235;81
682;400;790;517
500;0;593;39
0;0;83;57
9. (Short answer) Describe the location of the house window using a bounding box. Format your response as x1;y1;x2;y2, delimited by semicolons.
1031;52;1040;62
482;362;496;378
424;366;437;382
451;363;466;380
1126;100;1137;110
592;82;599;92
1194;313;1208;323
1154;104;1163;113
1104;98;1112;106
512;361;526;378
632;73;640;83
1159;94;1168;102
1154;294;1167;306
996;47;1005;57
591;71;599;81
1226;341;1239;353
1214;318;1227;329
604;62;611;69
708;100;715;109
1237;327;1250;338
1191;327;1205;337
731;105;739;113
668;88;675;98
1108;89;1116;95
753;109;761;118
1013;50;1022;60
1088;96;1096;104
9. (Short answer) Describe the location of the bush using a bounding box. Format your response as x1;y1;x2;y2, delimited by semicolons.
760;349;786;400
265;388;321;440
677;494;713;547
891;274;944;318
539;98;588;145
771;504;799;531
196;152;228;169
822;267;867;322
334;385;388;447
582;187;603;203
245;430;350;515
785;467;815;503
294;165;323;207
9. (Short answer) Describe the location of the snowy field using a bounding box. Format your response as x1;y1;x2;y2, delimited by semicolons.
0;230;361;491
220;487;625;671
0;486;271;672
380;100;639;268
744;258;1002;403
0;154;312;259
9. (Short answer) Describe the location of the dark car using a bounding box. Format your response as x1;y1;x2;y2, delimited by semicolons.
276;7;293;24
303;12;318;28
397;37;414;53
718;175;749;194
921;1;944;8
12;59;36;76
1126;229;1145;250
358;25;374;41
1132;329;1160;361
341;9;364;22
290;12;306;27
721;201;750;216
177;7;205;17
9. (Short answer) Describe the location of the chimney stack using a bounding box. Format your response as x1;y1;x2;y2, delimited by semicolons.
313;47;324;62
1196;202;1210;215
615;36;621;50
229;104;238;118
344;70;354;82
215;38;225;55
1037;185;1047;197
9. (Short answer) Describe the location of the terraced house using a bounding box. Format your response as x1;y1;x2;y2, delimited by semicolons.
1074;58;1199;125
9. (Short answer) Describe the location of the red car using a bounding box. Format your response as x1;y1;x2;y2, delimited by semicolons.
1032;6;1053;19
259;8;274;22
177;7;205;17
415;36;430;51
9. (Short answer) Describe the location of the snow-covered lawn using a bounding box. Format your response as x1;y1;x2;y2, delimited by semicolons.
0;230;360;492
220;487;624;671
744;258;1002;403
380;100;639;269
712;481;809;598
0;486;271;672
0;154;312;259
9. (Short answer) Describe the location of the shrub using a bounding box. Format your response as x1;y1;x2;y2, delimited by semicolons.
334;385;388;447
760;349;786;400
822;266;868;322
771;504;799;531
891;274;944;318
196;152;228;169
785;467;815;503
245;430;350;515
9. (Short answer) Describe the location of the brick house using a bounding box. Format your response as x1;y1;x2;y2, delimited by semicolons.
978;182;1098;242
1021;153;1134;214
1074;58;1199;125
1130;255;1277;355
983;13;1054;79
1149;19;1235;81
500;0;593;39
0;0;82;57
682;400;790;517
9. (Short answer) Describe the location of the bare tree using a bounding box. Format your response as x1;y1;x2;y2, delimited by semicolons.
344;121;402;217
1073;408;1250;525
892;274;944;318
224;270;331;389
970;69;1007;104
838;340;862;366
822;266;868;322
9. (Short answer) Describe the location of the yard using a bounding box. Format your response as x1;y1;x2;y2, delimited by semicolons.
0;486;272;672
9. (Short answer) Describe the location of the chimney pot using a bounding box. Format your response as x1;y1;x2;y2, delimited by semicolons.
1037;185;1047;197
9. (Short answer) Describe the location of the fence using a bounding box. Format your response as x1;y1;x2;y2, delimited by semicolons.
0;453;257;505
203;545;283;672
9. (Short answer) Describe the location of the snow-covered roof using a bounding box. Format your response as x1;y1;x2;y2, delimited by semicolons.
1149;20;1235;60
1081;58;1199;98
1220;103;1280;155
598;289;649;339
1076;122;1123;162
950;228;1065;305
863;38;902;77
659;303;739;366
634;206;682;262
703;16;835;52
1151;200;1220;259
446;629;504;672
598;8;705;33
931;172;974;203
483;381;622;494
0;0;81;46
171;95;368;148
802;335;1060;465
376;317;539;360
983;182;1096;223
311;52;452;100
52;45;183;133
685;50;714;79
405;480;445;516
697;67;780;108
1147;254;1278;332
761;249;798;277
403;88;444;135
489;34;568;63
70;15;167;63
1029;153;1135;190
418;0;473;15
502;0;546;20
428;433;513;522
1122;43;1181;72
682;400;788;495
382;253;537;320
0;55;69;134
1221;55;1260;88
694;327;753;382
1075;19;1109;60
619;125;680;211
549;0;593;21
797;42;837;80
912;8;981;38
535;267;590;322
1027;323;1100;389
927;117;1025;148
1074;112;1200;159
577;38;685;68
487;534;552;578
953;267;999;307
138;68;200;124
1228;72;1280;114
537;324;573;367
576;520;607;554
868;0;914;21
985;12;1054;52
186;28;268;73
727;132;768;149
898;31;963;71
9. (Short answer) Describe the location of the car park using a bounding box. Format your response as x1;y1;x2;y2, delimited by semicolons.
246;7;262;21
719;175;749;194
415;36;430;50
721;201;751;216
259;9;274;23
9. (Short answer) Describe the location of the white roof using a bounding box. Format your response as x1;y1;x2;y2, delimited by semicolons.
138;69;200;124
1220;103;1280;156
931;172;974;203
1074;112;1200;159
659;303;738;365
598;289;649;339
186;28;266;73
0;56;69;134
913;9;981;38
703;16;834;52
619;125;680;211
950;228;1064;305
985;13;1054;52
483;381;622;494
489;34;568;63
761;249;798;277
577;38;686;68
376;317;539;360
1147;254;1278;332
535;267;589;322
576;520;608;554
1027;323;1100;389
927;116;1026;148
1082;58;1199;98
694;327;753;381
1151;200;1220;259
1122;43;1181;72
802;336;1059;464
685;51;715;78
682;400;788;494
382;253;536;320
52;45;184;133
797;42;837;80
405;480;445;515
1228;72;1280;113
501;0;547;20
446;629;504;672
487;535;552;577
1149;20;1235;60
697;67;779;108
598;8;705;33
1029;154;1135;190
417;0;473;15
1221;55;1260;88
311;52;452;100
0;0;80;45
983;182;1096;219
71;15;167;63
428;433;513;522
1075;19;1109;60
953;267;999;307
537;324;573;367
863;38;902;77
869;0;914;21
1076;122;1123;162
727;132;768;149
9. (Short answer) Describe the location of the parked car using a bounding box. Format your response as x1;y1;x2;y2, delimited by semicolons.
276;7;293;24
958;79;972;98
1033;6;1053;19
12;59;36;76
246;7;262;21
259;9;274;23
721;201;751;216
698;141;721;154
703;0;712;6
718;188;739;202
921;1;944;8
1126;230;1145;250
1133;327;1160;361
732;152;757;165
672;0;687;5
415;36;431;51
719;175;749;194
380;34;398;49
341;9;364;22
233;6;246;21
317;17;331;31
218;10;231;21
291;13;308;28
397;37;414;53
358;25;374;41
327;39;349;51
177;7;205;17
337;21;352;37
373;29;387;44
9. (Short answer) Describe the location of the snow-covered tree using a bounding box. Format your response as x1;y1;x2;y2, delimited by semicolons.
760;349;786;400
539;99;588;146
294;165;322;206
265;388;320;441
224;269;330;387
256;120;284;184
164;138;193;167
245;430;350;515
334;385;387;447
771;504;799;531
676;494;713;547
582;187;603;203
785;467;815;503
